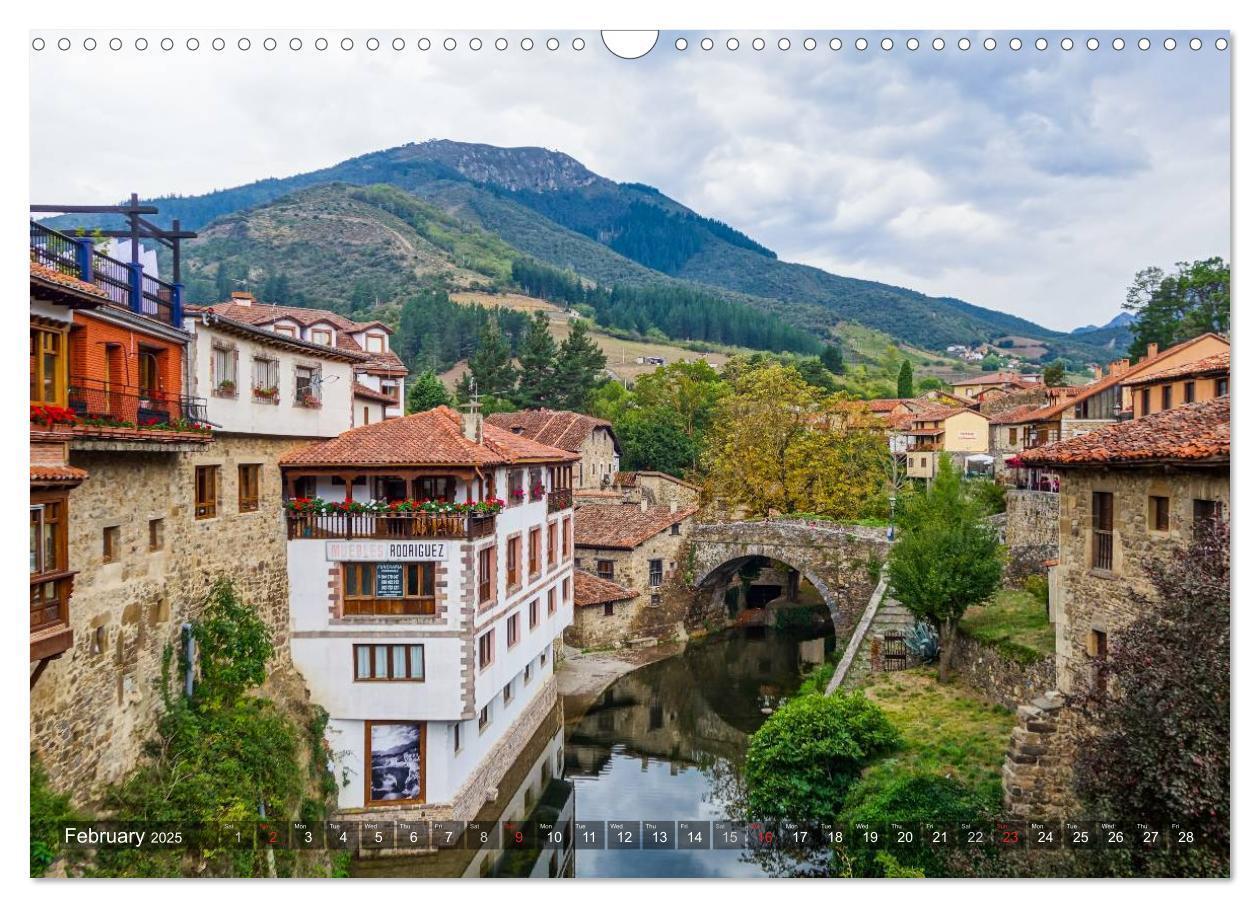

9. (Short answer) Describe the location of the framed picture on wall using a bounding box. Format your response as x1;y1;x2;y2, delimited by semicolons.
365;721;425;804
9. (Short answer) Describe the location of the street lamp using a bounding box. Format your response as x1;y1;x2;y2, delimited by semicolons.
888;495;897;541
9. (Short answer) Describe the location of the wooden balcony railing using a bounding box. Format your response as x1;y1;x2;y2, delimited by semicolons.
547;488;573;513
286;510;497;541
31;220;182;326
30;571;74;662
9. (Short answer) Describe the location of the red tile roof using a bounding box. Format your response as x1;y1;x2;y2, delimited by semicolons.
352;381;399;404
988;403;1060;426
955;371;1033;387
485;409;617;454
575;501;697;550
573;569;639;607
30;464;89;484
864;398;911;413
279;406;580;468
1122;351;1230;386
1019;396;1229;468
29;261;109;300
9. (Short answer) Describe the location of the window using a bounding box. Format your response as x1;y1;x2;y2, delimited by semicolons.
650;594;662;608
363;407;370;425
1184;381;1196;404
148;518;164;552
366;333;386;353
30;498;65;576
548;587;556;616
342;562;436;616
195;466;219;519
529;599;539;629
1140;388;1151;417
540;648;548;668
1087;629;1109;694
238;464;261;512
1215;376;1229;397
478;546;495;604
310;327;333;346
295;365;320;405
478;629;495;670
478;705;491;731
1193;499;1223;531
529;467;544;501
502;681;513;705
138;350;160;397
563;518;571;556
597;559;615;581
212;345;238;394
524;662;533;685
507;612;520;648
603;602;614;617
671;522;681;536
507;535;521;588
1148;495;1170;532
273;324;297;337
1008;427;1018;446
102;525;121;564
1160;384;1173;411
30;326;67;406
529;527;541;576
1091;491;1114;571
648;559;663;587
252;357;279;397
562;578;571;603
547;522;557;566
453;722;462;753
353;644;425;681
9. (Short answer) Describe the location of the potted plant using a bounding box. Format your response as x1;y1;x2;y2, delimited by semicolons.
297;391;321;408
216;379;236;396
253;385;279;401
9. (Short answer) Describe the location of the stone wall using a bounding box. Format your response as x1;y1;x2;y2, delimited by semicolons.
30;433;310;804
950;632;1056;710
1002;692;1082;819
1002;490;1060;581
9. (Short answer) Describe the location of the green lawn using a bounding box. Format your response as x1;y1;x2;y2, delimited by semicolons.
859;668;1014;810
958;588;1055;666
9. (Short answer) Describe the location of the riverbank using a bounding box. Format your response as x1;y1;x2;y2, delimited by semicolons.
557;640;685;718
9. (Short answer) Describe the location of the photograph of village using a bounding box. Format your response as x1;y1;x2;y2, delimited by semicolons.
27;27;1230;881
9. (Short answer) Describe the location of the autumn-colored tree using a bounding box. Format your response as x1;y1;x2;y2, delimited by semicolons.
701;363;887;519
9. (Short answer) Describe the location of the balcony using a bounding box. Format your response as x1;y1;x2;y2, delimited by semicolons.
287;510;497;541
31;572;74;663
52;377;212;446
1022;431;1061;449
30;221;182;327
547;488;573;513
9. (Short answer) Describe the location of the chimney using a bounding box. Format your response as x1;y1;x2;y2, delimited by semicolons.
669;499;678;514
461;399;483;444
230;291;255;306
639;498;649;514
1146;342;1159;360
1091;365;1103;380
1107;358;1131;377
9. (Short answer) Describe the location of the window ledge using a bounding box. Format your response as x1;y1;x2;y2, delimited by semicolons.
1088;568;1117;580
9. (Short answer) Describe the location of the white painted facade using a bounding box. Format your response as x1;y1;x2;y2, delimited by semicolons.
287;470;575;811
184;317;357;437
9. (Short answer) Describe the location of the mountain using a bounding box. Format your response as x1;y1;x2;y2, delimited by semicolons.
1071;312;1135;335
40;139;1114;361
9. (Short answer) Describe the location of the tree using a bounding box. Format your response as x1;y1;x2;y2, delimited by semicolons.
1123;258;1230;362
744;692;900;822
467;316;517;401
821;343;846;374
631;360;726;453
617;411;697;476
514;312;560;408
552;318;607;411
1041;359;1067;387
1073;521;1229;876
405;369;452;413
886;456;1005;681
896;360;914;398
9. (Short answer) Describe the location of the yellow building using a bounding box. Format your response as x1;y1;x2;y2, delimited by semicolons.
1122;351;1230;419
902;407;991;480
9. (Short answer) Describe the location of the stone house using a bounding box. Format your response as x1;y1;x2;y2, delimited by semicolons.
952;371;1038;401
487;408;620;491
1019;397;1229;696
609;471;701;509
573;498;698;639
565;569;640;649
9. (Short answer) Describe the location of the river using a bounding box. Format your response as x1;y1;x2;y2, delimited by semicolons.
354;622;835;879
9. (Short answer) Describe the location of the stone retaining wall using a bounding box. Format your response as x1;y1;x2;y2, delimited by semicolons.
951;632;1056;710
1002;691;1082;819
1001;490;1060;581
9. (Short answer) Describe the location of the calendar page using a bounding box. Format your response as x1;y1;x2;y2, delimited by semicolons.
24;8;1233;891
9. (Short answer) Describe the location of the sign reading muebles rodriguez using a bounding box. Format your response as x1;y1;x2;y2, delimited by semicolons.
325;540;447;562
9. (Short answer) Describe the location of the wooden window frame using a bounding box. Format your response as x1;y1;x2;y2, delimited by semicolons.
365;333;386;353
648;558;664;588
528;526;542;578
1183;381;1196;404
502;680;513;706
102;525;121;564
603;602;614;617
562;577;571;603
353;643;425;682
1215;377;1228;397
478;546;495;605
148;517;164;552
238;463;261;513
1148;495;1170;532
506;612;520;648
506;533;522;589
341;562;436;617
1091;491;1114;572
478;629;495;671
529;598;539;629
562;517;571;558
195;465;219;520
1160;384;1173;411
547;587;556;616
362;721;425;806
30;325;68;407
478;704;491;732
547;522;558;567
1139;388;1151;417
310;327;334;346
596;559;615;582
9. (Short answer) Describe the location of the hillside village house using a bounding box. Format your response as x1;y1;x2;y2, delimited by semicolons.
952;371;1038;401
279;405;577;815
486;409;620;490
572;495;697;646
1122;351;1230;419
898;406;991;480
566;570;640;649
201;292;409;426
1019;397;1229;696
608;471;701;509
29;220;348;799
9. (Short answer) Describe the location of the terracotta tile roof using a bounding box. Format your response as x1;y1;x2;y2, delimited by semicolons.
29;261;109;300
988;403;1060;426
351;381;398;404
279;406;579;467
188;307;370;363
30;464;89;484
574;501;697;550
573;569;639;607
954;371;1031;387
1020;397;1229;468
485;409;618;454
613;470;701;492
1122;351;1230;386
864;398;911;413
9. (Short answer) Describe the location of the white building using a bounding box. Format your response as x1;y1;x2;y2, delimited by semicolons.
280;405;577;815
201;292;408;426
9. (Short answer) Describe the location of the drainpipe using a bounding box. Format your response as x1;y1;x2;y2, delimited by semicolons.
181;622;196;698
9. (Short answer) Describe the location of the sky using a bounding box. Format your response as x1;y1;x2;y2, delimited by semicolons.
29;29;1230;331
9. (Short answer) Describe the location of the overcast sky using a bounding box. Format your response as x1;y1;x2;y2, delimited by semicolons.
29;30;1230;331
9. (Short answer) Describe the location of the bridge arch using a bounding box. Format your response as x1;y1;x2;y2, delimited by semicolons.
688;520;890;637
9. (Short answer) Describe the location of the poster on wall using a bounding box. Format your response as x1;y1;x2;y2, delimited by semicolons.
367;722;423;803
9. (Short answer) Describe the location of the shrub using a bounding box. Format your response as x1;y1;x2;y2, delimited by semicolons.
745;693;900;822
31;758;80;877
1022;574;1049;607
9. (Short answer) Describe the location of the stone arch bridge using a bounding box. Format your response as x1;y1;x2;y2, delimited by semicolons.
687;520;891;637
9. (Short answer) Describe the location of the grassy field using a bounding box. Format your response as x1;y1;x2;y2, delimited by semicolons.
958;588;1056;665
860;668;1015;809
